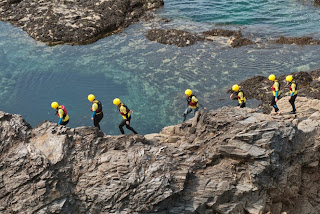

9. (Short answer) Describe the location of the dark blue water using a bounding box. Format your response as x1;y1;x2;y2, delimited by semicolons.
1;1;320;134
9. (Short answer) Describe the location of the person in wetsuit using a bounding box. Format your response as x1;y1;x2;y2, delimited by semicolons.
230;84;246;108
268;74;281;113
51;101;69;125
183;89;206;122
113;98;138;135
88;94;103;130
286;75;298;114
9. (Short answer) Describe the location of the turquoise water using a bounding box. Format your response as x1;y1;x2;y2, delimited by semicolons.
1;1;320;134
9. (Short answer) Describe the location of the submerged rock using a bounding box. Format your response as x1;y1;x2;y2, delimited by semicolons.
202;28;241;37
146;28;204;47
146;28;254;48
0;0;164;45
2;98;320;213
274;36;320;45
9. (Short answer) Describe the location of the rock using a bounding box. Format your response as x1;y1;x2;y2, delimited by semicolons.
0;0;164;45
274;36;317;45
202;29;241;37
146;29;204;47
2;104;320;213
234;70;320;114
229;35;254;48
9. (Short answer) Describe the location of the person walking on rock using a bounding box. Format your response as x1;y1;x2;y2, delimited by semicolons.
51;102;69;125
286;75;298;114
88;94;103;130
268;74;281;113
183;89;206;122
230;84;246;108
113;98;138;135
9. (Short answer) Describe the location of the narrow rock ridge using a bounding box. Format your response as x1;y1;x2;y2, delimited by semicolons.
0;0;164;45
1;95;320;213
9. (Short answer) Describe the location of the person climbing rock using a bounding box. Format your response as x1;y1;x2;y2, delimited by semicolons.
286;75;298;114
51;102;69;125
113;98;138;135
230;84;246;108
268;74;281;113
88;94;103;130
183;89;206;122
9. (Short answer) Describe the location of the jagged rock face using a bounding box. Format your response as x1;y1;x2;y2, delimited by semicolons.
0;0;164;45
1;98;320;213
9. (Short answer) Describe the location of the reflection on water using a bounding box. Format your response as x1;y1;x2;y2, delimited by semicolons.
1;1;320;134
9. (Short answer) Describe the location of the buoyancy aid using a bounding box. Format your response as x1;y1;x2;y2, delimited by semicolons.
289;81;298;96
237;90;246;103
91;100;102;114
56;105;67;119
119;103;130;119
272;80;281;96
187;95;199;108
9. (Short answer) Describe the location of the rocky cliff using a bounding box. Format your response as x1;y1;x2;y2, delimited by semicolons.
0;0;164;45
1;96;320;213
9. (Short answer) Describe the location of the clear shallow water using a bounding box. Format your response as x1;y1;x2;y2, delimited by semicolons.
0;1;320;134
161;0;320;38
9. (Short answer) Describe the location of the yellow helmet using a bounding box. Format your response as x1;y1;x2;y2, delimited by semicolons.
268;74;276;81
286;75;293;82
185;89;192;96
232;84;240;92
88;94;95;102
113;98;121;106
51;102;59;109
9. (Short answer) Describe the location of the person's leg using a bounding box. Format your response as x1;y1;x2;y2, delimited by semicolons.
193;107;199;116
119;119;126;134
271;96;279;112
94;112;103;130
125;116;138;134
61;120;69;126
240;102;246;108
183;107;193;121
289;95;297;113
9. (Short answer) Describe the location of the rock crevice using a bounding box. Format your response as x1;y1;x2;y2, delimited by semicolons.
1;97;320;213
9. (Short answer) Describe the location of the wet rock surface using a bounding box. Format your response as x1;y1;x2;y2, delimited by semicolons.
274;36;320;45
146;28;254;48
2;98;320;213
235;69;320;113
146;29;204;47
0;0;164;45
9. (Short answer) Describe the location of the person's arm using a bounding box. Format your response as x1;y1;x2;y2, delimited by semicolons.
58;109;63;125
290;84;296;97
275;82;279;98
91;103;97;119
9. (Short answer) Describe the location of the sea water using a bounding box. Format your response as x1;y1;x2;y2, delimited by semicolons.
0;0;320;134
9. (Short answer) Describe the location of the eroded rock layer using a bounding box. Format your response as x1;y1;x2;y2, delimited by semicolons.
1;96;320;213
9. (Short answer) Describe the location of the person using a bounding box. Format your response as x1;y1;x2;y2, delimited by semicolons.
88;94;103;130
286;75;298;114
183;89;206;122
51;102;69;125
230;84;246;108
268;74;280;113
113;98;138;135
